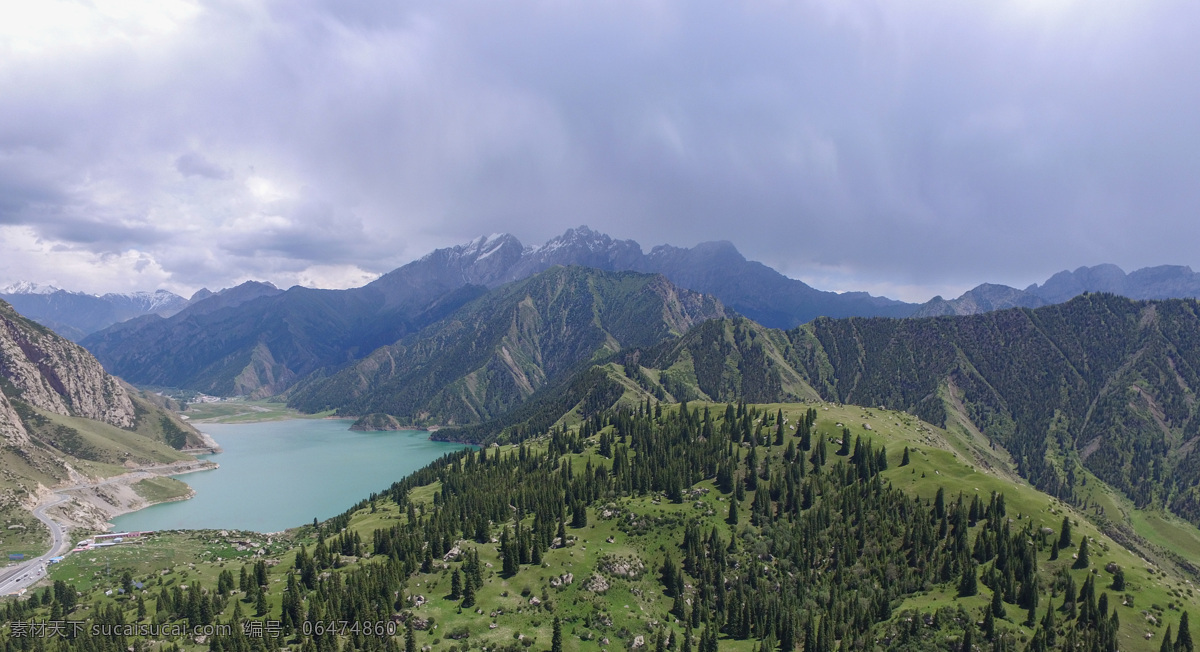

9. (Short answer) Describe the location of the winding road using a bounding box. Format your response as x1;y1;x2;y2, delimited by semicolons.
0;460;214;595
0;494;71;595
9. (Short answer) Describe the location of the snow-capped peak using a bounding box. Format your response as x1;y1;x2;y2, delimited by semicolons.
529;225;626;257
0;281;62;295
100;289;188;312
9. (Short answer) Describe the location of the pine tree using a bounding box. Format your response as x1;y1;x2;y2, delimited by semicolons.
727;498;739;525
461;573;476;608
959;559;979;597
1057;516;1071;550
501;529;519;577
255;588;268;617
901;446;910;466
1179;612;1194;652
551;616;563;652
1111;566;1126;591
1073;537;1090;569
450;568;462;600
405;621;417;652
1042;605;1056;647
1162;625;1175;652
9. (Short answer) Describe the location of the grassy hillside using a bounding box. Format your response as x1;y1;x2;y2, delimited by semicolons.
10;402;1197;652
545;295;1200;539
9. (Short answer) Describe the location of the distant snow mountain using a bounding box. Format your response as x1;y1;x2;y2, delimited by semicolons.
912;264;1200;317
0;281;63;295
0;284;189;341
399;226;912;325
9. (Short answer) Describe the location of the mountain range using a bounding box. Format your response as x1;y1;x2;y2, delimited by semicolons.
77;226;911;398
9;227;1200;650
0;283;190;341
13;226;1200;350
911;263;1200;316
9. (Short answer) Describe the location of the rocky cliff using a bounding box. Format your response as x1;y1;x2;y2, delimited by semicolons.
0;300;136;432
0;298;202;522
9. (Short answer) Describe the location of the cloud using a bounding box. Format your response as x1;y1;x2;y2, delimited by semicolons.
175;152;229;180
0;0;1198;299
293;264;380;290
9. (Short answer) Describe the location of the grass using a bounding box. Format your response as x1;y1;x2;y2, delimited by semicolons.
37;409;192;466
0;507;50;562
1071;464;1200;579
48;530;289;594
184;400;334;424
132;477;193;504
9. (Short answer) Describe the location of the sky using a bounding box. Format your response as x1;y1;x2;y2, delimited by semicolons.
1;0;1198;302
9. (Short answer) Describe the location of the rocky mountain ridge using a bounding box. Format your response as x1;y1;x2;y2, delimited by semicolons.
77;227;910;398
69;227;1200;403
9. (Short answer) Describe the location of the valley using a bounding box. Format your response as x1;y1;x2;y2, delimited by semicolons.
5;244;1200;651
6;0;1198;648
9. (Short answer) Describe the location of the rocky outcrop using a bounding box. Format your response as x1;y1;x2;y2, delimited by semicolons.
0;300;136;428
0;390;30;446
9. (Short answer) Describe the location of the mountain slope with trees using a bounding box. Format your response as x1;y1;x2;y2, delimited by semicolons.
534;294;1200;535
286;267;725;425
17;401;1199;652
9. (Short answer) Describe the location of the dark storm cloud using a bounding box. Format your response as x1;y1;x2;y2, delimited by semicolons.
1;0;1199;298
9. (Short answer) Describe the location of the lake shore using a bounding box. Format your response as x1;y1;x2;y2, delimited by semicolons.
34;457;219;535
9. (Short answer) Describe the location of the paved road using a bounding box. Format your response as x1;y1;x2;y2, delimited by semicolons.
0;494;70;595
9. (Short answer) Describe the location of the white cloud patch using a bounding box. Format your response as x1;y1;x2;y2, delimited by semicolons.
0;226;173;295
293;265;381;290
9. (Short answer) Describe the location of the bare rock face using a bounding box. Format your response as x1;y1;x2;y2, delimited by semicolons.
0;300;136;428
0;390;30;446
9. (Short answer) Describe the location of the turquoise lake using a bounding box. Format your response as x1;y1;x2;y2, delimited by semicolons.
110;420;468;533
